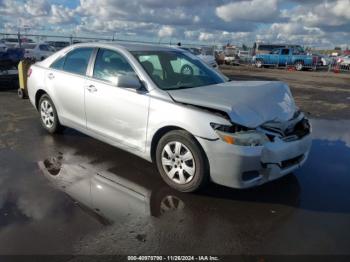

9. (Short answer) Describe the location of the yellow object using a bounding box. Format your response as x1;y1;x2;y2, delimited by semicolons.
18;59;34;99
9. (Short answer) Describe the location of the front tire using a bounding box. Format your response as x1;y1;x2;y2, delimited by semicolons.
38;94;63;133
155;130;209;192
295;61;304;71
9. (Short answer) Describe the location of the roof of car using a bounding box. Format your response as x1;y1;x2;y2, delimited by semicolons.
73;41;181;52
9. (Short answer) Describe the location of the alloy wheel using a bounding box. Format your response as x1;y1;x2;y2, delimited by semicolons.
40;100;55;129
161;141;196;184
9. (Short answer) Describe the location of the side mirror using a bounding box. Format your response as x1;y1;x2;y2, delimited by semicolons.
116;75;142;90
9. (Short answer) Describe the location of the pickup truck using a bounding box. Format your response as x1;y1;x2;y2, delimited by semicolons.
253;47;319;71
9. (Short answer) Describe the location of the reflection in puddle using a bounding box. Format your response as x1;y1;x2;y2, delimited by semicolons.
0;118;349;254
310;119;350;148
294;119;350;213
39;156;187;223
35;119;350;226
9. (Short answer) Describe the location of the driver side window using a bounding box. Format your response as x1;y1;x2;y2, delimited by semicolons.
93;49;135;84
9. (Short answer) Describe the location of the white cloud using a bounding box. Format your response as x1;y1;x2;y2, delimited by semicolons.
0;0;350;47
284;0;350;28
330;0;350;20
198;32;214;41
24;0;49;16
158;25;175;38
216;0;279;22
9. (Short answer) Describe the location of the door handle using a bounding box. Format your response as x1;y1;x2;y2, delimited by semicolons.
48;73;55;80
86;85;97;92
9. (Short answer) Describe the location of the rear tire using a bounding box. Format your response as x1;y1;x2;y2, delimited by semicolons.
255;59;263;68
155;130;209;192
38;94;63;134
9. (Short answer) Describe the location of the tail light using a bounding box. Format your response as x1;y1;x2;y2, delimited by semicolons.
27;67;32;78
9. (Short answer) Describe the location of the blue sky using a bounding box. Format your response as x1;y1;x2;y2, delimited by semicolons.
1;0;349;48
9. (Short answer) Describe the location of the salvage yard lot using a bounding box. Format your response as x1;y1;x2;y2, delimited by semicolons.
221;65;350;120
0;67;350;257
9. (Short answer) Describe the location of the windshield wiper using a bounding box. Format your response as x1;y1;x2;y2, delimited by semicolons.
165;86;195;90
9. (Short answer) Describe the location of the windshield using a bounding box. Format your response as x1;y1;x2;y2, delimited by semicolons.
132;50;226;90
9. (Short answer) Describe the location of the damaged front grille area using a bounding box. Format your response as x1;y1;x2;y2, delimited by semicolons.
285;118;311;139
261;117;311;142
261;154;305;169
281;154;305;169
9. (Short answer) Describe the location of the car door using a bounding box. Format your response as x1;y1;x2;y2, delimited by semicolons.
279;49;290;65
268;49;279;65
45;47;94;129
85;48;149;151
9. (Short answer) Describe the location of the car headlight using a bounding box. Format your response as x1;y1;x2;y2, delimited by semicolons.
210;123;269;146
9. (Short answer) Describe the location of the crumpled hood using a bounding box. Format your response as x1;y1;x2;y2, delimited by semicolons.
168;81;297;128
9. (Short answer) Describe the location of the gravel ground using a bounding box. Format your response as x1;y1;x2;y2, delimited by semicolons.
221;65;350;119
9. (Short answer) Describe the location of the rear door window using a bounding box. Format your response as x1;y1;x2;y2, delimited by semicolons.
62;48;93;75
51;56;65;70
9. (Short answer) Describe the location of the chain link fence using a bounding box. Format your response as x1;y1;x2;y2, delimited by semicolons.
223;52;350;74
1;32;349;74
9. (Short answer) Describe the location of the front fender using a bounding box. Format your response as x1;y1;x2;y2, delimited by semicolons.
145;97;230;155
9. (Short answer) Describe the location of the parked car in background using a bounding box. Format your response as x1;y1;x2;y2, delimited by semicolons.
252;43;303;56
224;55;238;65
0;41;7;52
237;50;252;63
310;53;332;66
214;50;225;65
0;47;25;85
16;43;54;61
180;47;218;69
319;56;332;66
2;38;20;48
27;42;311;192
338;55;350;66
2;38;35;48
253;47;319;71
46;41;70;51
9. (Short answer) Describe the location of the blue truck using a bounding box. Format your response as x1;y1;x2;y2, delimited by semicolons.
253;47;319;71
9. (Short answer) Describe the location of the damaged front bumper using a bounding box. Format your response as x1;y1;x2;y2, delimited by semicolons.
196;133;312;189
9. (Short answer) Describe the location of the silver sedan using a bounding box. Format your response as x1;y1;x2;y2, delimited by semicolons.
27;42;312;192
